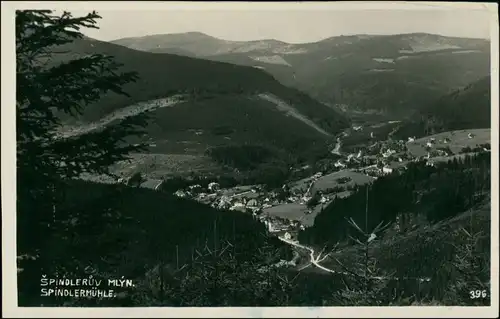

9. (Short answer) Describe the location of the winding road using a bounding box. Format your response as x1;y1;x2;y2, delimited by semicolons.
331;137;342;155
278;237;343;274
278;236;431;283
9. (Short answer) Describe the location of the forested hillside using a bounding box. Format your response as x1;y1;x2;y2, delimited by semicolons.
18;179;293;306
300;152;491;245
394;76;491;139
423;76;491;131
113;32;491;118
53;36;349;133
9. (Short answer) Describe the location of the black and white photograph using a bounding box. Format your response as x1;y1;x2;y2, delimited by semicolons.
2;1;499;317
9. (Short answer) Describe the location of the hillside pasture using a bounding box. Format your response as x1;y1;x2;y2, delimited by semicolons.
108;153;224;179
311;170;375;195
406;128;490;157
221;185;259;198
263;203;309;221
263;190;354;227
290;176;316;194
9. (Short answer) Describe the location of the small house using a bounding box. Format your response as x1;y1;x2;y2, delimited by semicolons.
217;196;232;209
334;161;346;168
246;199;259;208
174;190;187;198
313;172;323;179
208;182;220;192
437;150;448;156
382;166;393;175
230;201;246;212
382;149;396;158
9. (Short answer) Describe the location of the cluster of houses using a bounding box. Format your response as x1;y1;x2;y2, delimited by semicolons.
340;138;411;177
168;178;317;240
171;181;304;225
173;183;264;213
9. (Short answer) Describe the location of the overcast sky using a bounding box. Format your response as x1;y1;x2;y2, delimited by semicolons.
46;2;495;43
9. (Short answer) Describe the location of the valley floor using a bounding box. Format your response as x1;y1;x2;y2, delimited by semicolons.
73;125;491;306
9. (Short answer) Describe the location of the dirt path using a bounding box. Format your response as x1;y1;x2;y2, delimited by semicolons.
278;236;431;282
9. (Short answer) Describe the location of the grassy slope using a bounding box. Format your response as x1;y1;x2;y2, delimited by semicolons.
406;128;491;157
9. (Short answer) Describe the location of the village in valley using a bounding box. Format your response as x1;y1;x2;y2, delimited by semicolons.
13;6;494;309
124;124;491;248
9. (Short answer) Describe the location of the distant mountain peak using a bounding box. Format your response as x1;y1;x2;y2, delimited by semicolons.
164;31;214;38
183;31;210;36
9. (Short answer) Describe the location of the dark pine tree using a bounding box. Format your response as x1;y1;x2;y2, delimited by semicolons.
16;10;150;305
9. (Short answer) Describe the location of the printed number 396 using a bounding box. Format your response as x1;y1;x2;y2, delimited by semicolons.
470;290;488;299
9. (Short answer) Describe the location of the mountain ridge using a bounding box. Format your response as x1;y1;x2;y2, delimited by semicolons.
111;32;490;118
111;31;489;47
